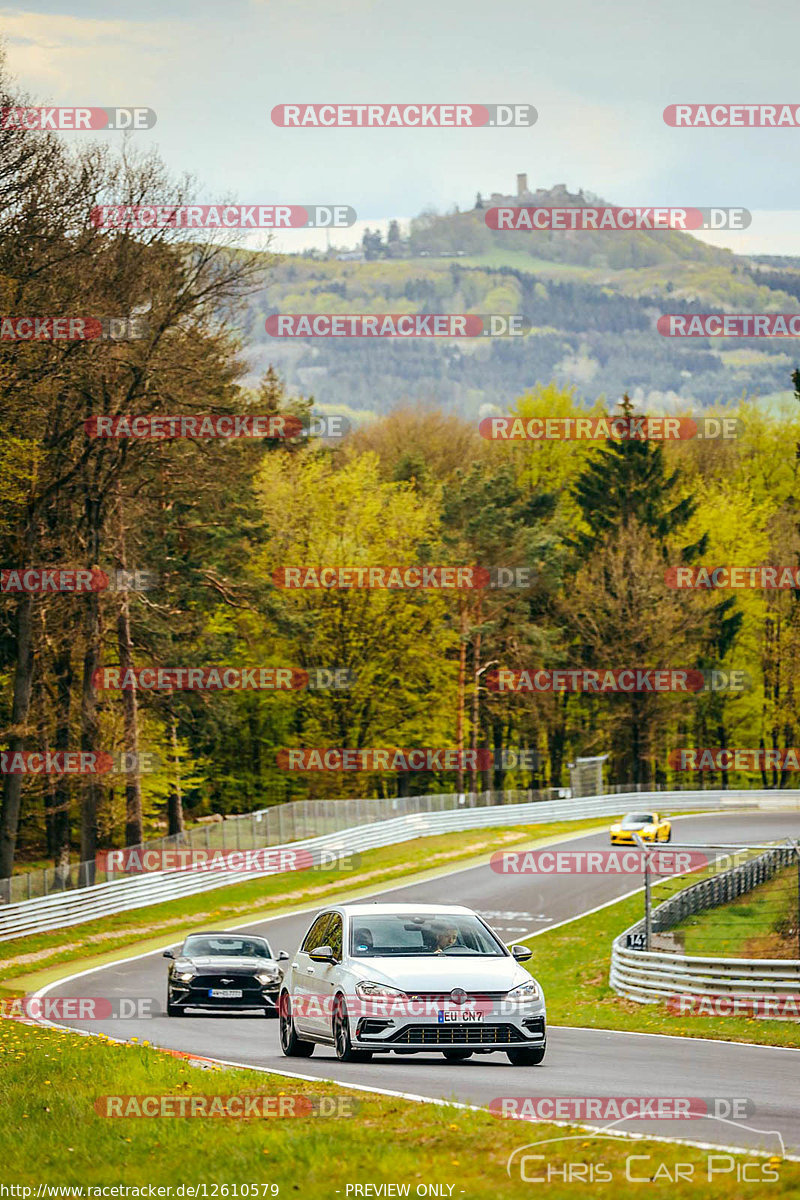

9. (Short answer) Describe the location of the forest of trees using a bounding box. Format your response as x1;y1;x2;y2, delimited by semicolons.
249;255;800;416
3;60;800;882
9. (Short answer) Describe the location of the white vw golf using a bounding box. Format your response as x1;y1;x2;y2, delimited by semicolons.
279;903;546;1065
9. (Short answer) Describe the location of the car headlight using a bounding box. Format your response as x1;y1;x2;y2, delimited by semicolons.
354;981;407;999
175;969;196;982
255;970;280;985
506;979;541;1003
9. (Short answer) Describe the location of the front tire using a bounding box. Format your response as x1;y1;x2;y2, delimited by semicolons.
166;993;184;1017
333;995;372;1063
507;1044;546;1066
279;993;315;1057
443;1049;473;1062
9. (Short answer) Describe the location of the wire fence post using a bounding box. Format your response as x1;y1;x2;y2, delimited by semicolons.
633;832;652;950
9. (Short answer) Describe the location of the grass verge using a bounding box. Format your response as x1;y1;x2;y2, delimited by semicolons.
0;1019;794;1197
675;866;799;959
1;818;614;990
524;880;800;1049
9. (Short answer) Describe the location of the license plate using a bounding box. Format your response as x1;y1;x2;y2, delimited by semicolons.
437;1009;483;1023
209;988;242;998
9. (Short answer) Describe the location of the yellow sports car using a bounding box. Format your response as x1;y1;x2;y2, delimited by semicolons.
609;811;672;845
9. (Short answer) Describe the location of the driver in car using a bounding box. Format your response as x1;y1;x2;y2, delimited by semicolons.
432;924;458;953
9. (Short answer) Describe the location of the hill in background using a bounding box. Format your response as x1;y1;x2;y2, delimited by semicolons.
239;179;800;422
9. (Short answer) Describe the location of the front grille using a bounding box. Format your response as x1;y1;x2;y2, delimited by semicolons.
403;991;508;1003
389;1023;526;1046
192;974;259;989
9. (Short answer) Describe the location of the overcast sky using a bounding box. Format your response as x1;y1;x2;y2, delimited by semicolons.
2;0;799;253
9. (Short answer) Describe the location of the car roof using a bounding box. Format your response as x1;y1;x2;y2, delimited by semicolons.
183;931;269;939
330;903;478;917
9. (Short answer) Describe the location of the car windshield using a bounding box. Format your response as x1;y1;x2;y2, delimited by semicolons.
349;913;505;957
621;814;656;828
181;936;273;959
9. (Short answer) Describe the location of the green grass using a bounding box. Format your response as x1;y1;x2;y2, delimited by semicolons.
0;1019;794;1196
523;877;800;1049
1;818;614;990
446;251;595;277
674;866;799;960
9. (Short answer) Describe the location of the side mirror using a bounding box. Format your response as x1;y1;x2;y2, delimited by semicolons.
511;944;532;962
309;944;336;963
162;949;175;959
277;950;290;962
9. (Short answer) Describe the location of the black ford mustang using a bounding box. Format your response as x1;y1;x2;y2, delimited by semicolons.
164;931;289;1016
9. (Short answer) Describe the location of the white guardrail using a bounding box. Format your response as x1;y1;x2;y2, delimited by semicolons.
1;788;797;942
610;943;800;1003
610;845;800;1004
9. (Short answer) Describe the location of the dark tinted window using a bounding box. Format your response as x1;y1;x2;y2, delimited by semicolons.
182;935;273;958
302;913;333;953
327;913;343;960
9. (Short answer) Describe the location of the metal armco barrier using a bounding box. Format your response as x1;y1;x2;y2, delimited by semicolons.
610;844;800;1004
0;788;791;941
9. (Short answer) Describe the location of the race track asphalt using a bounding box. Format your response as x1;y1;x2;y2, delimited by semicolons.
39;811;800;1156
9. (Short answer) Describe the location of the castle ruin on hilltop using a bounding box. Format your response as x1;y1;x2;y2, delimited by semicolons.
477;174;588;208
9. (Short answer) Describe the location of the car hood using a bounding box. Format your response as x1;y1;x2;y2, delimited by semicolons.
179;956;278;972
347;955;533;992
